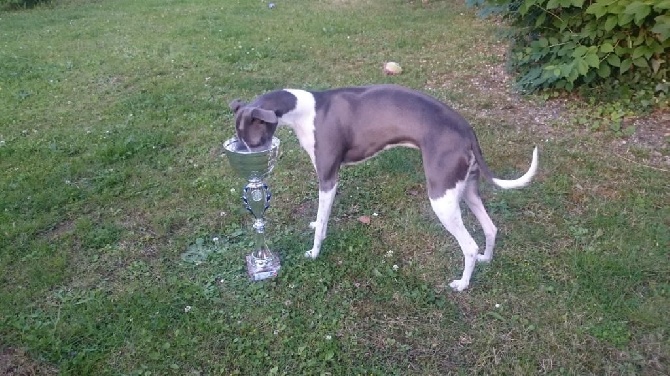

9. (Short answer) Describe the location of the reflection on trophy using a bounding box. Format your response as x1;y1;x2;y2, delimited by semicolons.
223;137;281;281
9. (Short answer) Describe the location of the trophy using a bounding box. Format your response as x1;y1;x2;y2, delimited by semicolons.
223;136;281;281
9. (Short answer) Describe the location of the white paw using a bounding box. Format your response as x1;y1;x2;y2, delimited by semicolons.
304;248;319;259
476;254;492;263
449;279;469;292
309;221;317;229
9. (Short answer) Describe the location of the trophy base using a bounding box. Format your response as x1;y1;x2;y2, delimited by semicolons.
246;252;281;281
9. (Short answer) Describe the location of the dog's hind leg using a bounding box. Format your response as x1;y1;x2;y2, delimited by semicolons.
430;181;480;291
463;174;498;263
305;184;337;259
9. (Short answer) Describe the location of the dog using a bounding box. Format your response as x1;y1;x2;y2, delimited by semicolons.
229;84;538;291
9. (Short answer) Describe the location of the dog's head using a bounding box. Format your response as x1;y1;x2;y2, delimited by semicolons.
229;99;278;151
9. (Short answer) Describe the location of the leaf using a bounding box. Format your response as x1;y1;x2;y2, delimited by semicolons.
634;6;652;26
586;2;608;19
597;63;611;78
618;12;634;27
624;2;652;26
615;45;630;56
572;45;589;58
576;58;590;75
607;53;621;67
624;1;646;15
567;64;581;82
610;121;621;132
633;57;648;68
546;0;560;10
648;40;663;53
604;15;618;31
585;53;600;68
620;59;632;73
633;32;646;46
632;46;644;59
571;0;584;7
541;67;555;81
623;126;636;137
600;43;614;53
654;0;670;11
651;15;670;41
561;62;575;77
518;0;533;15
358;215;371;224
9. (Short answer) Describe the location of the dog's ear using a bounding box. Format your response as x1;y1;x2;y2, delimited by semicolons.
229;99;246;113
251;107;278;124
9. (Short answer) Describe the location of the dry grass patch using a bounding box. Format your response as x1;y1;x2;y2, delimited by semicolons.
0;347;58;376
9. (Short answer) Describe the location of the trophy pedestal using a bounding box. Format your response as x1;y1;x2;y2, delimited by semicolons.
246;252;281;281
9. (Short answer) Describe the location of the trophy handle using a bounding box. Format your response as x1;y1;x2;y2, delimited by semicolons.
264;184;271;212
242;188;253;216
242;182;271;219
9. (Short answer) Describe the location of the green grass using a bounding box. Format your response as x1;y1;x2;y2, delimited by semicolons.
1;0;669;374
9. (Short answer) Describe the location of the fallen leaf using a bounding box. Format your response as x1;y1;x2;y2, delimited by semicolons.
358;216;371;224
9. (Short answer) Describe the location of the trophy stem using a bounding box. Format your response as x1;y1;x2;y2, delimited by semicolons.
251;219;270;258
242;179;280;281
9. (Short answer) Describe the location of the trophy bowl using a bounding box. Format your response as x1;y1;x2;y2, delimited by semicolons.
222;136;281;281
222;137;280;181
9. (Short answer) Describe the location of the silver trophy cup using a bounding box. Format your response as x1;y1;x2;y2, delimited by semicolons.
223;136;281;281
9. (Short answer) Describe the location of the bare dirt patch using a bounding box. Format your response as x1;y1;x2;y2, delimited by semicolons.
612;110;670;168
0;347;58;376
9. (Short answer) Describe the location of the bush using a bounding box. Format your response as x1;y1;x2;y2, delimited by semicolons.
468;0;670;99
1;0;51;10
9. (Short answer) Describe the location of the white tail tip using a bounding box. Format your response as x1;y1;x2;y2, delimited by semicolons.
492;147;539;189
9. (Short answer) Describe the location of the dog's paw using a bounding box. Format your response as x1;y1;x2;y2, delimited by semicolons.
476;254;492;263
309;221;317;229
304;248;319;259
449;279;469;292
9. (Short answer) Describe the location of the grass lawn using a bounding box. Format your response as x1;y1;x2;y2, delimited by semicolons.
1;0;668;374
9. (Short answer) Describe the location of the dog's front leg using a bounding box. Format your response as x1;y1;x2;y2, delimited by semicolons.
305;184;338;259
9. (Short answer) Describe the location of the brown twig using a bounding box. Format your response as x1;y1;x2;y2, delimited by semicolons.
616;152;670;173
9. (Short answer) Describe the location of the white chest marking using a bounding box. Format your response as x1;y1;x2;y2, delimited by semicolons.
280;89;317;168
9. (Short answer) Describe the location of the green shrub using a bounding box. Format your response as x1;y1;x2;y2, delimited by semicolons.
1;0;51;10
469;0;669;100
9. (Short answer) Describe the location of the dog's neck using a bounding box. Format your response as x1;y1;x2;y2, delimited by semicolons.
277;89;315;128
277;89;318;165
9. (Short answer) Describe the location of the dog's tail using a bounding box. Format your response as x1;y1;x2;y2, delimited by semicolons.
472;139;539;190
